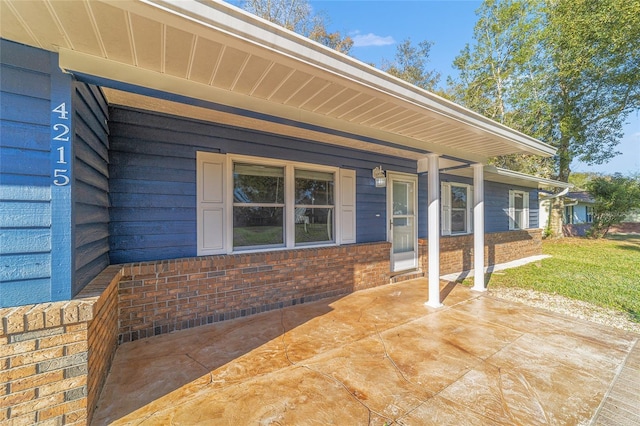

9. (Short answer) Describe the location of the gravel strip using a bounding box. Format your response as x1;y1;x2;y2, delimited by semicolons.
488;287;640;334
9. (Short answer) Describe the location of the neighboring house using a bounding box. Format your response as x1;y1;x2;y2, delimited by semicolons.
0;1;569;423
563;191;595;236
564;191;595;225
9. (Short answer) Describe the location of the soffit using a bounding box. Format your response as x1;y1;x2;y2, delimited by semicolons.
446;166;573;189
0;0;556;164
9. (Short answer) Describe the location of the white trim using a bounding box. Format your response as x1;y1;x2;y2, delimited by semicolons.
508;190;530;230
489;167;572;189
441;182;474;236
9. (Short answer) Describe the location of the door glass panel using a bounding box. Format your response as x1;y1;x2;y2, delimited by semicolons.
393;181;414;213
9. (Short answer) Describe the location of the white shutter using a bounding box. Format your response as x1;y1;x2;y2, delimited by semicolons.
508;190;516;230
338;168;356;244
523;191;530;229
441;182;451;236
197;152;226;255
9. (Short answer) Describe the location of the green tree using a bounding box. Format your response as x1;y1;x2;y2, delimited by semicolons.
449;0;640;237
545;0;640;182
241;0;353;54
586;174;640;238
381;38;440;91
448;0;555;178
449;0;640;182
568;171;601;191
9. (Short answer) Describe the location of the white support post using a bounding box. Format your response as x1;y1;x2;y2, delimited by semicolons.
426;153;442;308
472;163;486;292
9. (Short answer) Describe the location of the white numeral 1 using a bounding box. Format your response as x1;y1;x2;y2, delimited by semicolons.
57;146;66;164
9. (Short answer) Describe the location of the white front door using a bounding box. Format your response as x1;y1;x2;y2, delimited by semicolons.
387;173;418;272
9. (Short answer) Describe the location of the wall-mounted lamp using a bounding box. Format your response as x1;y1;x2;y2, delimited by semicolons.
372;165;386;188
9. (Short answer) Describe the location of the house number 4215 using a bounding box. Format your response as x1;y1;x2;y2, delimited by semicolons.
52;102;70;186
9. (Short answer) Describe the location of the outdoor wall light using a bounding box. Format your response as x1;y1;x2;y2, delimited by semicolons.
372;165;387;188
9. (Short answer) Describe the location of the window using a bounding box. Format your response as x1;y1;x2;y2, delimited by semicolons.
197;152;356;255
233;163;285;249
295;169;334;245
509;190;530;230
586;206;594;223
442;182;473;235
564;206;574;224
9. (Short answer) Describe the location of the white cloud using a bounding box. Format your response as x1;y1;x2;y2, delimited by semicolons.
351;32;395;47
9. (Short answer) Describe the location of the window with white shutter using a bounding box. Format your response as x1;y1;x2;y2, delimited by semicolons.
197;152;356;254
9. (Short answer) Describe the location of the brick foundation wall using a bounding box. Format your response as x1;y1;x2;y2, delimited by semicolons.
420;229;543;276
118;242;392;343
78;266;121;425
0;302;93;425
0;266;121;425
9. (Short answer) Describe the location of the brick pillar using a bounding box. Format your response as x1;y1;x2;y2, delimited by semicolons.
0;265;121;425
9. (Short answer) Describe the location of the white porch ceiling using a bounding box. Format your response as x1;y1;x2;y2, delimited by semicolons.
0;0;556;166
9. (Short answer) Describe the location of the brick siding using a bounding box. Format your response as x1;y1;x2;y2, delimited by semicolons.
420;229;542;275
0;266;120;425
117;242;392;343
0;232;541;424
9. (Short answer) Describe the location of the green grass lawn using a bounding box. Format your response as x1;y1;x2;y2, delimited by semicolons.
481;235;640;322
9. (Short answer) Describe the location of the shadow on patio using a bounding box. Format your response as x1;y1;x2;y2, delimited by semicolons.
92;279;637;425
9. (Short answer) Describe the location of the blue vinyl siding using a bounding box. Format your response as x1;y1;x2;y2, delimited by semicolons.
442;174;539;233
0;40;54;306
108;106;415;263
73;82;110;295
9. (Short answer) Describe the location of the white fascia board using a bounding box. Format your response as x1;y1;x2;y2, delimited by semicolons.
112;0;556;158
489;167;574;189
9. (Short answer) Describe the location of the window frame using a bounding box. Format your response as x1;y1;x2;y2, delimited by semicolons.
509;190;530;230
228;155;338;251
586;205;594;223
232;162;286;250
442;182;474;236
197;151;356;256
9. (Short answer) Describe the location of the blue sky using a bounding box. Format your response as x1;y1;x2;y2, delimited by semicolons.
230;0;640;175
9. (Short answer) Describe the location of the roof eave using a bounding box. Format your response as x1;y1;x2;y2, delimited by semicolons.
108;0;557;158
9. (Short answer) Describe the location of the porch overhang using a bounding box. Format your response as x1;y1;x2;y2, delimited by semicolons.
0;0;556;165
445;166;573;190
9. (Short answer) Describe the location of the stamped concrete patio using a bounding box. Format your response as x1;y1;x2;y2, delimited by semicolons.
92;279;638;425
